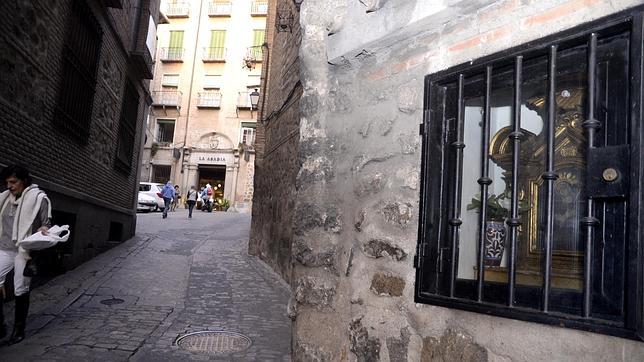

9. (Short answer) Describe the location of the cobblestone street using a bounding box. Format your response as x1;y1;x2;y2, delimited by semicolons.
0;210;291;361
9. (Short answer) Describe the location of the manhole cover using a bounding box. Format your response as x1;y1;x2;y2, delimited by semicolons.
100;298;125;306
176;331;252;355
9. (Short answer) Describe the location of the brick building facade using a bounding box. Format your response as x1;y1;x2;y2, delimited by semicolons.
0;0;161;269
252;0;644;360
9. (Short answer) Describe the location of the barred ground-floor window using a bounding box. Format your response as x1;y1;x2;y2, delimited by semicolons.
415;6;644;340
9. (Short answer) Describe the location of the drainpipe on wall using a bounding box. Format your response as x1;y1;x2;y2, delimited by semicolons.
179;0;205;194
259;42;270;123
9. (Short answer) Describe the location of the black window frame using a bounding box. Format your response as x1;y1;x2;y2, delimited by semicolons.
415;6;644;341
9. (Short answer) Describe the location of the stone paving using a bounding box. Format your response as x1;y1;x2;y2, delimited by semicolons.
0;210;291;361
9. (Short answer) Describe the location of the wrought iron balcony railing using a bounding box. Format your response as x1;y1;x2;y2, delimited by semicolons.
202;47;226;62
246;46;263;62
250;0;268;15
208;0;232;16
197;91;222;108
152;90;182;107
160;47;185;62
166;2;190;17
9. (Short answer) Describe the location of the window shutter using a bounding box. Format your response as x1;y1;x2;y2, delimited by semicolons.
210;30;226;48
169;31;184;48
252;30;264;47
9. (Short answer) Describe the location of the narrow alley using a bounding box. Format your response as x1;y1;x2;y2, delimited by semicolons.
1;211;291;361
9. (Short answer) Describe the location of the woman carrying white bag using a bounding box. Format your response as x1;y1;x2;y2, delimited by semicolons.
0;165;52;345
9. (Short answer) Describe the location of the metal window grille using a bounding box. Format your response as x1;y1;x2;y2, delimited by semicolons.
208;0;232;16
415;8;644;340
166;1;189;17
152;165;171;184
115;80;140;169
251;0;268;15
156;120;175;144
54;0;102;142
202;47;226;61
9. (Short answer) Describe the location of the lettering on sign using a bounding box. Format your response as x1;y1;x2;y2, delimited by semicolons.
197;156;227;162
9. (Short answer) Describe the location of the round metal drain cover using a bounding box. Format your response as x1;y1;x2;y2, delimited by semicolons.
100;298;124;306
176;331;252;355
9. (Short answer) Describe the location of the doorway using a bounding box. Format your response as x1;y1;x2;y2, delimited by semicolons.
198;165;226;202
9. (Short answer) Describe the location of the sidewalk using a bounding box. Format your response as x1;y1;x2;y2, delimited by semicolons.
1;211;291;361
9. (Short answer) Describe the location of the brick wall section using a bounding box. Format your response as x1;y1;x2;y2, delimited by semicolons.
249;0;302;280
0;0;159;268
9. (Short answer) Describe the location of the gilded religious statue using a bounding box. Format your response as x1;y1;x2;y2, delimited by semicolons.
485;88;587;290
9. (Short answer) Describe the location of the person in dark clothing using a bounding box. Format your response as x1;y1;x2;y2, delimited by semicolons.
186;186;198;218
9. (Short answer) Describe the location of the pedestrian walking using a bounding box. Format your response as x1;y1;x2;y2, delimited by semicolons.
161;181;174;219
186;186;198;218
171;185;181;212
0;164;51;345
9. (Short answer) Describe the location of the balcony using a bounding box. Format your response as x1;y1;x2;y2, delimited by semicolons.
160;47;185;62
208;0;232;16
246;46;263;62
250;0;268;16
166;2;190;17
202;47;226;62
152;90;182;107
197;91;222;108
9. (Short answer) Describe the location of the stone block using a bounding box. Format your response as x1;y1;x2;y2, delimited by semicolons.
294;339;332;361
354;209;366;232
352;153;395;172
294;204;342;234
397;86;420;114
362;238;407;261
292;238;337;268
349;316;381;361
387;327;411;362
381;201;413;228
370;273;405;297
421;329;487;362
398;131;420;155
354;172;387;196
295;277;336;309
297;156;335;188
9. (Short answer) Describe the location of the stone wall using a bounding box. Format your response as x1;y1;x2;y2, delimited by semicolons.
0;0;159;269
285;0;644;361
249;0;303;280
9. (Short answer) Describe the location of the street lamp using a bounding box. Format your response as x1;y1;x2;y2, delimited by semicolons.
249;88;260;117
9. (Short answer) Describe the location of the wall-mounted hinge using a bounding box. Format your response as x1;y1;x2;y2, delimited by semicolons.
419;123;425;136
413;255;419;269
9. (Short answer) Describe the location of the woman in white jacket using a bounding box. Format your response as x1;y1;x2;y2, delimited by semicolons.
0;164;51;345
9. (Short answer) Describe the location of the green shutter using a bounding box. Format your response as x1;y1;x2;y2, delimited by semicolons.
252;30;265;47
210;30;226;48
169;31;184;48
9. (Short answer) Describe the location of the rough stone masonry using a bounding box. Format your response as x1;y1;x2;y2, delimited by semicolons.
254;0;644;361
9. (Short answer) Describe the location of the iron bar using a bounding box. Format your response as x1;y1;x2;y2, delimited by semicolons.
582;33;601;318
449;74;466;298
476;66;493;302
541;45;559;312
507;56;524;307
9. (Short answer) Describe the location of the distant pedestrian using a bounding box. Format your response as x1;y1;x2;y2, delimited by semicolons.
0;164;51;345
171;185;181;212
186;186;198;218
161;181;174;219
